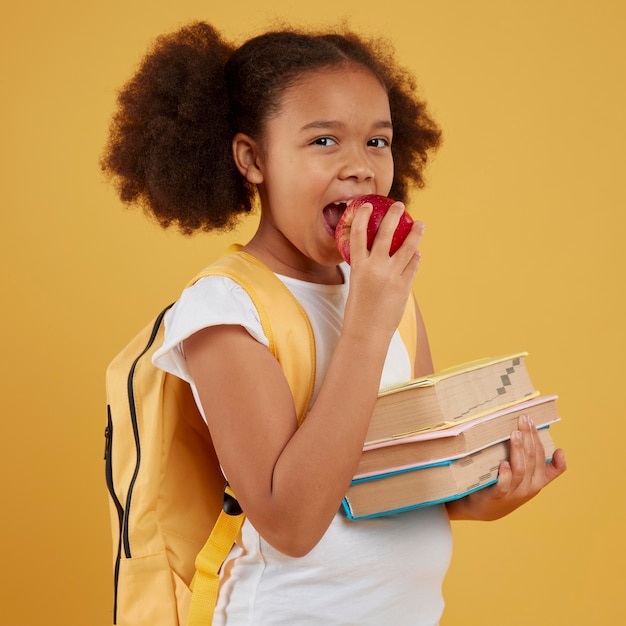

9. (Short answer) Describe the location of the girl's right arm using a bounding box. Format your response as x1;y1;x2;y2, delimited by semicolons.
184;205;423;557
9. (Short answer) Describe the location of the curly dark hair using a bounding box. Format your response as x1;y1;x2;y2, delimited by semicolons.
101;21;442;234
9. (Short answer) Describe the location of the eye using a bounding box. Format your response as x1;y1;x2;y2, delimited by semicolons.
312;137;337;147
368;137;391;148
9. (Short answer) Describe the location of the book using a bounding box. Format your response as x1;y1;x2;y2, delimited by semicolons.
365;352;537;444
343;427;556;521
355;395;560;479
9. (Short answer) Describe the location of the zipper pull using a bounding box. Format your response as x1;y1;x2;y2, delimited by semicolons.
104;407;112;461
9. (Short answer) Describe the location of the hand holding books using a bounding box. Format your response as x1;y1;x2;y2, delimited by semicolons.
446;413;567;521
343;353;567;520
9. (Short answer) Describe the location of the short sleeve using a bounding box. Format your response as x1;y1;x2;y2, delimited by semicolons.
152;275;270;384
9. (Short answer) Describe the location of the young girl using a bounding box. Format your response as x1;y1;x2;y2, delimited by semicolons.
102;21;566;625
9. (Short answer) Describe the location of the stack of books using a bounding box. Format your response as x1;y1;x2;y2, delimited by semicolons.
342;353;560;520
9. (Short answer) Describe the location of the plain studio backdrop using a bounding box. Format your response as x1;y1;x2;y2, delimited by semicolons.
1;1;623;624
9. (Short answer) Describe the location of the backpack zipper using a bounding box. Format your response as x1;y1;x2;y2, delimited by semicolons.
104;406;124;624
121;304;173;558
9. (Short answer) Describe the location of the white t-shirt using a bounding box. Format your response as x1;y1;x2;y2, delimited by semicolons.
153;268;453;626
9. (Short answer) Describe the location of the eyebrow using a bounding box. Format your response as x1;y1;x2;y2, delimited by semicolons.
300;120;393;132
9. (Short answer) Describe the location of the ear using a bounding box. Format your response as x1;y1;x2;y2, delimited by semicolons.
232;133;264;185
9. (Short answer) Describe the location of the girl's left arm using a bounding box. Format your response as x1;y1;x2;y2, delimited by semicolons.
412;307;567;522
412;295;434;378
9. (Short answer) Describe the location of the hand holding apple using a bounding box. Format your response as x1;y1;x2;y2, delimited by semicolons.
334;194;414;264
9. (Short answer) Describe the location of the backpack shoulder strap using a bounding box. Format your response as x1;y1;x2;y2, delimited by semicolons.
189;247;316;425
187;485;244;625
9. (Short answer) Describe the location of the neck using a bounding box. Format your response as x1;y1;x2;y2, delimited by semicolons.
243;229;343;285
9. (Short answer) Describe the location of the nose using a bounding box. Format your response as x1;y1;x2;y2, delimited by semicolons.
338;146;375;182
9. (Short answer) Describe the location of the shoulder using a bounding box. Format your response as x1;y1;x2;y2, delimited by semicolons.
169;275;269;345
152;275;270;379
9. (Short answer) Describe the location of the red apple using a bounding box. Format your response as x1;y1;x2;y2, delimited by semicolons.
334;194;414;264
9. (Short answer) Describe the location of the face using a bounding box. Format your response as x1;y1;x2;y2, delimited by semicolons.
238;64;394;281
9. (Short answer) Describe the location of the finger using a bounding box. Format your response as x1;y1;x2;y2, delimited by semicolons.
384;214;425;278
369;202;405;256
544;448;567;483
520;415;541;481
348;203;374;264
399;248;422;281
391;221;424;279
494;460;512;495
529;418;551;483
525;416;559;493
396;220;425;256
515;414;549;494
507;429;527;490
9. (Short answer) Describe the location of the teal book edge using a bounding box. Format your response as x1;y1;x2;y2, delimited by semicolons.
343;426;553;521
342;478;499;521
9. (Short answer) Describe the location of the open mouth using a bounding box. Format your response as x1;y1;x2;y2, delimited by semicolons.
323;202;348;232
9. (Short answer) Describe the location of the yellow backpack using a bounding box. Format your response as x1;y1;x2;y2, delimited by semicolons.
104;248;417;625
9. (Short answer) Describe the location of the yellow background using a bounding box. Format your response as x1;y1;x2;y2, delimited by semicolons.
1;0;624;624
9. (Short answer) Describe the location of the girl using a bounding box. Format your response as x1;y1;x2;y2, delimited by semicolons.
102;21;566;625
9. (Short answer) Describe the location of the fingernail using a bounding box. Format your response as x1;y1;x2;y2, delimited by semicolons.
522;414;535;428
